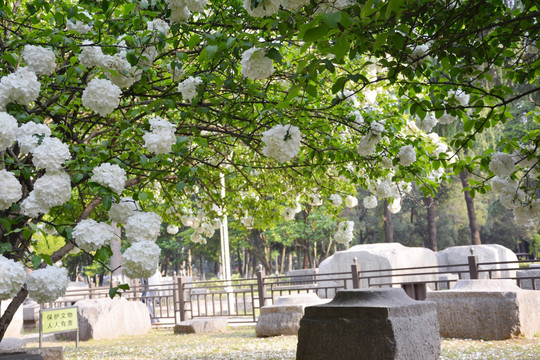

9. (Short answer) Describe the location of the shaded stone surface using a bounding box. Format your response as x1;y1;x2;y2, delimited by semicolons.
296;289;440;360
57;297;150;341
255;293;329;337
25;348;63;360
174;318;227;334
0;353;42;360
516;268;540;290
427;279;540;340
0;339;23;352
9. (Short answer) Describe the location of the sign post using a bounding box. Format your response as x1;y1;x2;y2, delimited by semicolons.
39;306;79;348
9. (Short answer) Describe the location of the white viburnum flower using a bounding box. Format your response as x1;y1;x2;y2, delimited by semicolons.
0;112;18;150
20;192;49;218
26;265;69;304
125;211;162;243
409;43;430;61
32;137;71;171
416;113;437;132
282;207;296;221
0;67;41;106
91;163;126;195
356;135;379;157
262;124;302;162
143;116;177;154
33;171;72;208
108;197;139;224
307;192;323;206
240;47;275;80
330;194;342;207
66;19;92;34
240;216;254;229
185;0;207;12
16;122;51;154
243;0;281;17
168;2;191;23
375;180;400;199
79;41;104;68
82;78;122;116
334;220;354;244
167;224;179;234
178;76;202;102
489;152;516;177
190;232;206;244
388;198;402;214
22;45;56;76
450;89;470;107
122;241;161;279
0;255;27;301
0;170;22;210
345;195;358;208
363;195;378;209
147;19;170;36
398;145;416;166
438;111;457;125
167;63;185;82
337;89;360;107
73;219;117;252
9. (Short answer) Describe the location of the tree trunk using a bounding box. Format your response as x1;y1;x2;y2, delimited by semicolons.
384;199;394;243
460;171;482;245
423;196;438;251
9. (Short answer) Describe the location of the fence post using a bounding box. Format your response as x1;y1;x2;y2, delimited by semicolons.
351;257;361;289
468;255;479;279
256;265;266;308
89;282;95;299
178;276;186;322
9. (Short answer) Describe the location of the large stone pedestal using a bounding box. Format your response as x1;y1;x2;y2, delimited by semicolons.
296;289;440;360
426;279;540;340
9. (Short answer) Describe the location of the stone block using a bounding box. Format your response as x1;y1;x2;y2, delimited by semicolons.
57;297;150;341
0;299;23;337
296;289;441;360
0;339;23;352
285;269;318;285
436;274;459;290
0;353;42;360
174;318;227;334
516;268;540;290
436;244;517;279
255;293;329;337
426;279;540;340
25;348;63;360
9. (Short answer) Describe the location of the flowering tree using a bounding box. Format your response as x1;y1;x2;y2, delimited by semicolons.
1;0;539;340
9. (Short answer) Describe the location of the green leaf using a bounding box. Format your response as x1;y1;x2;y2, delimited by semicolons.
322;12;341;28
118;283;130;290
32;255;42;270
266;48;282;63
109;287;119;298
94;246;111;263
176;182;186;191
303;24;329;42
103;194;112;211
41;254;52;266
205;45;218;59
3;52;18;66
463;119;474;132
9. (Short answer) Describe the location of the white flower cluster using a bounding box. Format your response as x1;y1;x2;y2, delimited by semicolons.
240;47;275;80
26;266;69;304
147;19;170;36
489;152;515;177
32;171;72;208
165;0;207;23
398;145;416;166
334;221;354;244
345;195;358;208
449;89;470;107
243;0;281;17
363;195;378;209
82;78;122;116
330;194;342;206
338;90;360;107
416;113;437;132
282;0;309;10
167;224;179;234
438;111;457;125
426;133;448;158
125;211;162;243
307;191;323;206
262;124;302;162
0;112;18;150
0;255;26;300
66;10;92;34
73;219;117;252
22;45;56;76
409;43;430;61
317;0;356;13
17;122;52;154
32;137;71;171
240;215;254;229
91;163;126;195
167;63;185;82
0;170;23;210
0;68;41;110
282;206;296;221
143;116;177;154
108;197;139;224
122;241;161;278
178;76;202;102
490;176;540;227
357;121;384;156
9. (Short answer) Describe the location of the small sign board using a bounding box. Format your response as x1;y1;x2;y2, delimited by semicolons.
39;306;79;347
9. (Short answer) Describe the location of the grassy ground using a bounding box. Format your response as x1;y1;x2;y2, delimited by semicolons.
27;327;540;360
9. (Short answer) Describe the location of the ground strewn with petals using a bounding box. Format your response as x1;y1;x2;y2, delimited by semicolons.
29;327;540;360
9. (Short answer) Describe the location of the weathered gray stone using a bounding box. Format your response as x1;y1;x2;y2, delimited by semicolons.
255;293;329;337
436;244;517;279
296;289;441;360
437;273;459;290
0;299;23;337
0;352;42;360
174;318;227;334
426;279;540;340
0;338;23;352
285;269;318;285
57;297;150;341
318;243;439;296
25;347;63;360
516;268;540;290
